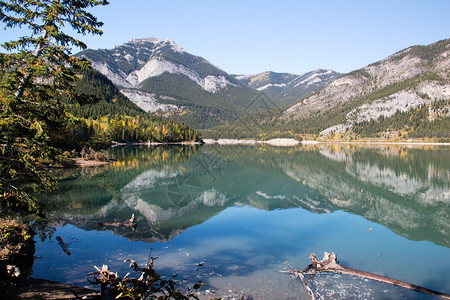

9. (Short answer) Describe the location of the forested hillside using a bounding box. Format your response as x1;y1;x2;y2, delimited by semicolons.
350;99;449;140
75;38;449;142
205;91;449;142
57;69;201;149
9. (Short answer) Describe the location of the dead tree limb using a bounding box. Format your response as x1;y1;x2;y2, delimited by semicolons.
55;236;71;256
290;252;450;300
294;272;316;300
97;214;137;229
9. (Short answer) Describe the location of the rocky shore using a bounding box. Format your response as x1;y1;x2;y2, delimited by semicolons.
18;278;101;299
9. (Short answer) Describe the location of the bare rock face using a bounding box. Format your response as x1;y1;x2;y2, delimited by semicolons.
286;72;368;118
76;38;250;111
283;39;450;134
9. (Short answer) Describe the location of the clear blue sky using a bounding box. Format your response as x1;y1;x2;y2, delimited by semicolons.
2;0;450;75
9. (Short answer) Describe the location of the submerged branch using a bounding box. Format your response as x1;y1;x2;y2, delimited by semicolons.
288;252;450;300
96;214;136;229
55;236;71;256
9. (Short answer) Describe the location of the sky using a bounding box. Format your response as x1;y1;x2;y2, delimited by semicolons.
1;0;450;75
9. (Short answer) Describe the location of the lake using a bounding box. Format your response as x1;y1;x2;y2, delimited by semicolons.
34;143;450;299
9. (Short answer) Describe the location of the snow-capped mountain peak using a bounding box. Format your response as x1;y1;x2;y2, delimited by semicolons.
128;37;187;54
79;37;235;92
75;38;257;127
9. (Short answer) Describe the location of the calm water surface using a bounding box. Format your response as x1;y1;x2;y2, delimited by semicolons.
35;144;450;299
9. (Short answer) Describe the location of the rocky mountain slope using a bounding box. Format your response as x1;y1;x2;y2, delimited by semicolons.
76;38;266;128
76;37;449;137
283;39;450;136
235;69;340;104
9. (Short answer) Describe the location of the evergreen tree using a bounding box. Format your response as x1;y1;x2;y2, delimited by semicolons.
0;0;108;215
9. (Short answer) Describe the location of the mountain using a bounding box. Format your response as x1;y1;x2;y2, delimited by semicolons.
75;37;449;139
235;69;340;104
283;39;450;137
76;38;271;129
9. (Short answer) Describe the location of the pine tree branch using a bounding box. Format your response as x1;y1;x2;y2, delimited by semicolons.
14;29;48;100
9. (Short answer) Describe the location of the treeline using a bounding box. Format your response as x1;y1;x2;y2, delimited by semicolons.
55;69;201;150
203;98;449;142
70;68;148;119
352;99;449;140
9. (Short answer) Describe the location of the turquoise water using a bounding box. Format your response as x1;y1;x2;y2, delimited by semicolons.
34;144;450;299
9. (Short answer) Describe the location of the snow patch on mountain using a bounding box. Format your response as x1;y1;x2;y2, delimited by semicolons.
294;72;323;87
120;89;181;113
235;74;256;81
81;38;236;94
128;37;187;54
256;83;287;91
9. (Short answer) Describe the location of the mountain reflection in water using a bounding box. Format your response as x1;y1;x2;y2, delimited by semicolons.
44;144;450;248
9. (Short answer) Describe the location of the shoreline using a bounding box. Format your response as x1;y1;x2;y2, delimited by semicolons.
202;138;450;147
18;277;101;299
73;158;117;168
110;138;450;147
317;140;450;146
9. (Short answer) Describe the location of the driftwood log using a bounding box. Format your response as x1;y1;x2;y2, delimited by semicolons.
288;252;450;300
97;214;137;228
86;264;121;295
86;258;159;297
55;236;71;256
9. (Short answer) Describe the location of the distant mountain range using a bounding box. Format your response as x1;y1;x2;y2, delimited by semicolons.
76;38;449;139
76;38;269;128
234;69;340;104
75;38;341;129
283;38;450;137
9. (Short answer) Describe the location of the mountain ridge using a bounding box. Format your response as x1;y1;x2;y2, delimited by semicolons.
77;37;449;139
76;38;270;129
282;38;450;138
234;69;341;104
